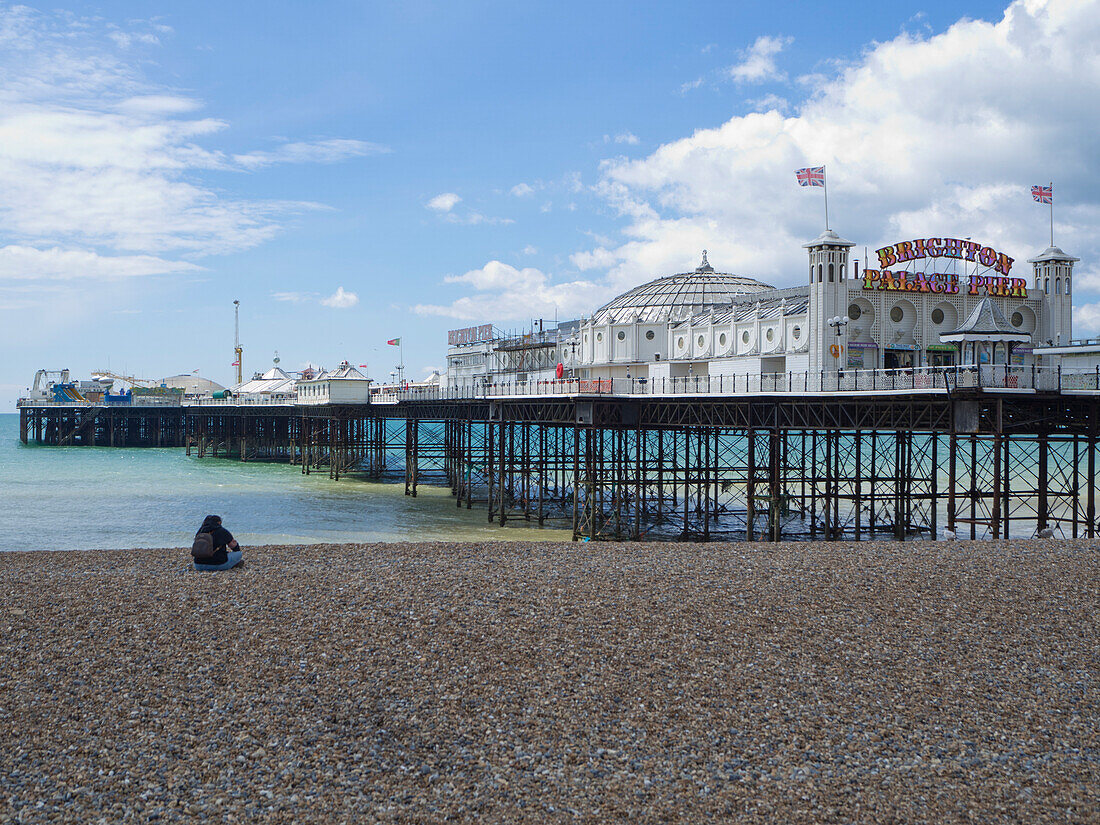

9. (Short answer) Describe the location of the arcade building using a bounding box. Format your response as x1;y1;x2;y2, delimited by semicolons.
444;229;1078;387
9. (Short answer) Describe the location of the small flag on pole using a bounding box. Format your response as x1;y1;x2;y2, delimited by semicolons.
358;364;369;368
231;361;240;366
386;338;401;346
1033;182;1055;245
795;166;825;187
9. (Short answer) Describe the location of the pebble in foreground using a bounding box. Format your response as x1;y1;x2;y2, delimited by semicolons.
1;541;1098;823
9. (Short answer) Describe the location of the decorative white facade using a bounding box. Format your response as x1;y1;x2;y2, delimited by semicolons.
445;232;1077;389
296;362;371;405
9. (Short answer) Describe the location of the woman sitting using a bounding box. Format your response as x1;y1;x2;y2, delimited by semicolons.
191;515;243;571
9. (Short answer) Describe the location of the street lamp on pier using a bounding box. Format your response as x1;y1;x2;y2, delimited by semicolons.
827;315;850;376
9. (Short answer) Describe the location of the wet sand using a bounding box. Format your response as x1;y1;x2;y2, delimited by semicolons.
1;541;1097;823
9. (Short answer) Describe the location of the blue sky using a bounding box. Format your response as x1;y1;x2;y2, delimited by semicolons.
1;0;1094;405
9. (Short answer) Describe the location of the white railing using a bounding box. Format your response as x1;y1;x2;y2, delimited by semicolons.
394;365;1100;400
187;396;296;407
19;365;1100;408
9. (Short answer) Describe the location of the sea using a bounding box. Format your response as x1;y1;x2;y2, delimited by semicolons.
0;413;570;552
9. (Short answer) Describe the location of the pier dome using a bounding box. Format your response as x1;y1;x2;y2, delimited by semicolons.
159;374;226;396
589;251;773;325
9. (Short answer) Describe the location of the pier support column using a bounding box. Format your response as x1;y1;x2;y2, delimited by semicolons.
1038;431;1049;534
404;418;419;497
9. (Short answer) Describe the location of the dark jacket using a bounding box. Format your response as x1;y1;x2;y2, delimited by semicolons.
197;516;235;565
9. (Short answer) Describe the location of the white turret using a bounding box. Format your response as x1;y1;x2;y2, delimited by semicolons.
1029;245;1078;345
805;229;855;373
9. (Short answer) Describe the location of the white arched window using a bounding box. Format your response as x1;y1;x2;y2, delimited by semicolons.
1056;278;1061;294
1066;277;1072;296
828;263;835;283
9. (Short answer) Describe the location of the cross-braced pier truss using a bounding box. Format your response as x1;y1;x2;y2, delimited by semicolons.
18;391;1100;542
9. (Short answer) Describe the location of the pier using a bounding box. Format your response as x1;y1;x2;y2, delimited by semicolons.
18;370;1100;542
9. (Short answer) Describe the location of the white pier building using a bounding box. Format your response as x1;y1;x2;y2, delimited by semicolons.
446;229;1079;388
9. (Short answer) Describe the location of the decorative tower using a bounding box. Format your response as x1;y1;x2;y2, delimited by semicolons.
805;229;856;374
1028;245;1078;345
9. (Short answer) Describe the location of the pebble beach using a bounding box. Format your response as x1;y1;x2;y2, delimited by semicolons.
1;541;1097;823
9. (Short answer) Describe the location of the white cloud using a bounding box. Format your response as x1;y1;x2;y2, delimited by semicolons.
108;31;160;49
0;7;382;278
444;212;513;226
320;286;359;308
603;133;640;145
234;139;389;169
427;192;461;212
427;193;513;224
272;291;316;303
414;261;611;322
510;182;535;197
570;247;618;271
678;77;705;95
576;0;1100;305
522;245;538;255
0;244;201;280
749;93;790;113
1074;302;1100;335
726;35;791;84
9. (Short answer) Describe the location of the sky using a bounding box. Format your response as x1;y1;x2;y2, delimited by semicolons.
2;0;1098;406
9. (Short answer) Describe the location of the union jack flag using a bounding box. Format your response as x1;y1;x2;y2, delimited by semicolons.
795;166;825;187
1032;184;1053;204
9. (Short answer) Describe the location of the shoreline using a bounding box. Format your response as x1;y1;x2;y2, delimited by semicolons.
3;540;1097;822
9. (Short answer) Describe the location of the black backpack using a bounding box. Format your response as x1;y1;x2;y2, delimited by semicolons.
191;531;215;559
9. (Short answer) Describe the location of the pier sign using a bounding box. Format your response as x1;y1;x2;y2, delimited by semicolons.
861;270;1028;298
876;237;1014;276
448;324;494;346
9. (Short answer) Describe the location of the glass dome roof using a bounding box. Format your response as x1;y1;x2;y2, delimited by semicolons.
590;252;774;325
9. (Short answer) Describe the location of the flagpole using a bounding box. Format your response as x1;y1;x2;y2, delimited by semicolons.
823;166;830;230
1049;181;1054;247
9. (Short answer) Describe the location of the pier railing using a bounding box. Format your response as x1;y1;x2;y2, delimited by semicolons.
18;365;1100;409
400;364;1095;401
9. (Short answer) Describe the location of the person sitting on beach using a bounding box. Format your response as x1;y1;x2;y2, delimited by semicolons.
191;515;243;571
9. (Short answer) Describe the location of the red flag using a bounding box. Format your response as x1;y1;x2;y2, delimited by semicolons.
387;338;400;346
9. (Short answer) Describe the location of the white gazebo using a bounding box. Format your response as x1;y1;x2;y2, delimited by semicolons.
939;297;1031;366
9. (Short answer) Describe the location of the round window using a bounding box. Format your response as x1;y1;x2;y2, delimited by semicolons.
742;330;750;344
793;325;801;339
890;306;904;323
719;333;727;347
931;308;944;325
848;304;862;321
645;330;655;341
617;330;625;341
697;335;706;347
1012;311;1024;328
766;328;774;342
596;332;603;342
677;336;685;348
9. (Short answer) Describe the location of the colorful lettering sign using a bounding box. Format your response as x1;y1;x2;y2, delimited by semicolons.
448;324;494;346
862;269;1027;298
875;238;1014;276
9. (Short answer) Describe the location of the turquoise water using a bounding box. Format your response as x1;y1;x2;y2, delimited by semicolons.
0;413;570;551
